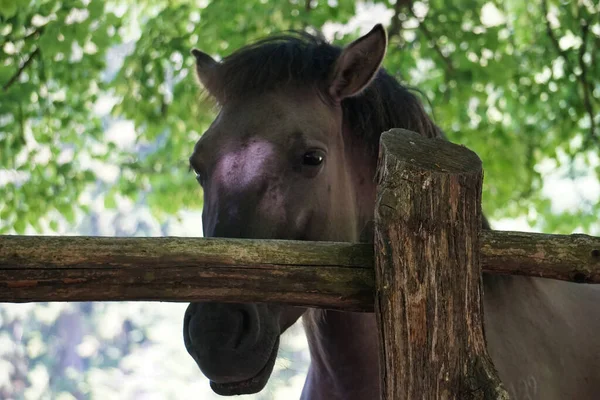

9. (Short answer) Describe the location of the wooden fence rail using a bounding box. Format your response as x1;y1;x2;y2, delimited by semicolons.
1;231;599;307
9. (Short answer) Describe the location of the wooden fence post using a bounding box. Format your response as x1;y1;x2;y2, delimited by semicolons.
374;129;508;399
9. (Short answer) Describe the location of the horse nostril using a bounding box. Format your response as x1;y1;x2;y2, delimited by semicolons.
184;303;262;354
229;310;244;349
233;307;260;350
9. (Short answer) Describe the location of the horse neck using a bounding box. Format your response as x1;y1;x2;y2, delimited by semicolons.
301;310;380;400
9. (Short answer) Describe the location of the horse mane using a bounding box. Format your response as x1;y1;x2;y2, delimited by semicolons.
207;30;443;154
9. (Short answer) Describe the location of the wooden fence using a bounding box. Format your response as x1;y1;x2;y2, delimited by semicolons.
1;129;599;399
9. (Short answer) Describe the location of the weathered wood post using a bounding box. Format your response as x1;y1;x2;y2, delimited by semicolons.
374;129;508;399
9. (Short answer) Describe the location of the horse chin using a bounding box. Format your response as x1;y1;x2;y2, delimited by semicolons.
209;337;280;396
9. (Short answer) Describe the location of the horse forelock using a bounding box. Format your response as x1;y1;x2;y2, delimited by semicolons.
205;30;443;157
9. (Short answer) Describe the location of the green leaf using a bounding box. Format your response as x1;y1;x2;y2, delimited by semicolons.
104;193;116;209
0;0;17;18
49;220;59;231
14;217;26;234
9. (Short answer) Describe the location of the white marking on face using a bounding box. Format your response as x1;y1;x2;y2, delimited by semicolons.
215;140;276;190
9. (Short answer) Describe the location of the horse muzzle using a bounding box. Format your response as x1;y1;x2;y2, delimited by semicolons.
183;302;280;395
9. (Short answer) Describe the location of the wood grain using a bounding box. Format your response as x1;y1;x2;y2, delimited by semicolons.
373;129;508;399
0;229;599;306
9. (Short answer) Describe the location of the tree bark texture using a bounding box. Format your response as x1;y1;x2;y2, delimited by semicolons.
373;129;508;400
480;230;600;283
0;236;374;310
0;232;599;307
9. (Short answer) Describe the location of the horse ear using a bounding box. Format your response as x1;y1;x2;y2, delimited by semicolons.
191;48;219;94
328;24;387;101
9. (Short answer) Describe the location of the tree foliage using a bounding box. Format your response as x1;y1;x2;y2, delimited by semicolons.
1;0;599;234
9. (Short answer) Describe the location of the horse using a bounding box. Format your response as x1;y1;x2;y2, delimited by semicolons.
183;24;600;399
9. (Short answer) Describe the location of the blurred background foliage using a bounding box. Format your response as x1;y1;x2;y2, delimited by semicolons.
0;0;599;398
1;0;599;235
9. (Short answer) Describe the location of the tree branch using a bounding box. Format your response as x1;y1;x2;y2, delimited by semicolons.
577;13;597;147
403;2;456;76
388;0;408;39
0;27;44;50
541;0;597;146
2;47;40;91
416;19;455;75
541;0;576;75
387;1;455;82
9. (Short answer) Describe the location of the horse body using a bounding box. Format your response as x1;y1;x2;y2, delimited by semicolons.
184;25;600;399
483;275;600;400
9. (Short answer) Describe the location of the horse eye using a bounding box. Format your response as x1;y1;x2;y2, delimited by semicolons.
303;150;325;166
189;161;205;184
